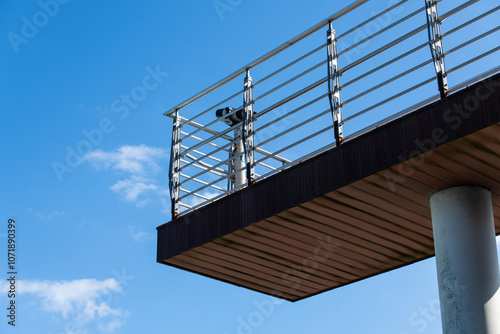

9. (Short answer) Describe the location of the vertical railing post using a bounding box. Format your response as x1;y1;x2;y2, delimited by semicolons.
169;109;182;219
243;69;255;185
425;0;448;99
327;21;343;146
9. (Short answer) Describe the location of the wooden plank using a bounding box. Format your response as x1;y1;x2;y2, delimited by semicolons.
254;218;375;272
338;185;432;250
187;249;321;294
167;255;301;300
199;242;333;290
277;208;399;267
322;191;433;237
222;230;358;281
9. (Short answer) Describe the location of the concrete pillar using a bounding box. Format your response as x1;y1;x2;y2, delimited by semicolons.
429;186;500;334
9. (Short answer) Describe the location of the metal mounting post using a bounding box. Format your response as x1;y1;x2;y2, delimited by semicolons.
425;0;448;99
169;109;182;219
327;22;343;146
243;69;255;185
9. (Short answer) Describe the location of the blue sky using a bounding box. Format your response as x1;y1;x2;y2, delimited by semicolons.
1;0;499;333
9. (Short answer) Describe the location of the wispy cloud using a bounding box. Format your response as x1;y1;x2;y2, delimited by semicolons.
77;218;98;229
0;278;128;333
110;175;158;207
84;145;167;175
84;145;168;208
128;226;155;242
28;208;65;221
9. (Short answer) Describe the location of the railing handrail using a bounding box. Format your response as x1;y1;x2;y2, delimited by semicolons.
163;0;369;117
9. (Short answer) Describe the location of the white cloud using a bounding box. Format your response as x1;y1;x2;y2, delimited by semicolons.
110;175;158;207
128;226;154;242
0;278;127;333
98;319;125;333
84;145;169;208
28;208;65;221
84;145;167;175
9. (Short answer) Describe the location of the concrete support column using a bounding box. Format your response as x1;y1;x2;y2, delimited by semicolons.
429;186;500;334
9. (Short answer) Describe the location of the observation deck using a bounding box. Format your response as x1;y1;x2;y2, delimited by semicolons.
157;0;500;302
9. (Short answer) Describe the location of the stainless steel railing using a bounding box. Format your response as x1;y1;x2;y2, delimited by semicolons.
166;0;500;219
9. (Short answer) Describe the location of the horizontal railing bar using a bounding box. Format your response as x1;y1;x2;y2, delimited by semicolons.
179;202;192;209
256;161;277;170
182;106;244;143
179;176;226;195
179;188;215;201
447;64;500;95
184;118;289;163
344;76;435;122
255;123;335;166
180;160;226;178
180;178;226;196
258;108;331;147
183;154;229;173
258;76;328;118
342;41;427;88
179;114;290;164
344;94;440;141
180;165;247;200
182;149;245;184
447;45;500;75
181;122;242;157
181;139;236;171
342;67;500;146
256;92;327;133
444;25;500;57
181;122;288;163
337;0;408;39
183;89;245;125
180;160;226;177
164;0;369;116
253;43;326;86
442;5;500;39
343;58;432;105
256;148;290;164
255;141;336;183
180;116;233;141
341;24;426;76
339;5;424;57
185;147;227;165
440;0;479;21
254;59;326;102
181;132;232;154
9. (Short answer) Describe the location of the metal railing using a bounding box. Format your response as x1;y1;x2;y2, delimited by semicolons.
166;0;500;219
